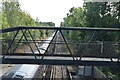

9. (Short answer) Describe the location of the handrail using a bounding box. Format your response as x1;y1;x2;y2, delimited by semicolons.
1;26;120;33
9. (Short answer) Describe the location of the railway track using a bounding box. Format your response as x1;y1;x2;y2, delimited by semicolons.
48;31;70;80
50;65;68;80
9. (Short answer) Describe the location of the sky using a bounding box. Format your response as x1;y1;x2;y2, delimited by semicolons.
19;0;84;26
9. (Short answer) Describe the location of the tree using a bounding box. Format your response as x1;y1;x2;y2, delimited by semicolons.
61;7;87;41
61;2;120;79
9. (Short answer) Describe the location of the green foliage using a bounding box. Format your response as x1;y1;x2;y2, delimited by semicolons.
61;7;87;41
2;1;20;27
61;7;87;27
1;1;55;40
61;2;120;79
61;2;120;41
1;1;55;53
84;2;120;28
39;22;55;27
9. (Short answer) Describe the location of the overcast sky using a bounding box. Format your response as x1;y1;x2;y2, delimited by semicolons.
19;0;84;26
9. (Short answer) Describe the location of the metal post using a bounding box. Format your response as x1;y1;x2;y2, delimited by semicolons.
108;33;120;62
12;29;27;53
3;29;20;59
41;30;58;59
59;30;75;60
79;31;96;60
21;29;37;59
28;29;41;54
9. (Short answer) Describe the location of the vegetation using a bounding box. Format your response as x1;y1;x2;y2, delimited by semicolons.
1;1;55;39
61;2;120;41
1;1;55;53
1;0;120;79
60;2;120;79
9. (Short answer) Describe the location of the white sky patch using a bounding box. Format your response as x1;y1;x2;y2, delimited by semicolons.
19;0;84;26
84;0;120;2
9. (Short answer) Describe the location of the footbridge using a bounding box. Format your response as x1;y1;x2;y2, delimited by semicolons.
1;26;120;66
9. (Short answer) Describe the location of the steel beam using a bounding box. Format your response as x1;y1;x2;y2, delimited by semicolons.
2;58;120;66
1;53;119;58
1;26;120;33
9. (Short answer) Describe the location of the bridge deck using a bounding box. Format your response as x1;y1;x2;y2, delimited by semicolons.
1;55;120;66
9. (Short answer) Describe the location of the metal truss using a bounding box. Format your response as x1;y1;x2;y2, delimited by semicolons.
0;26;120;66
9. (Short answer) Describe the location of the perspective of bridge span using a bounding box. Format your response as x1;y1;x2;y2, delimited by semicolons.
0;26;120;66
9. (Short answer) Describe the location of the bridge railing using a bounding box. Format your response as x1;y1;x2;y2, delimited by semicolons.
0;26;120;66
